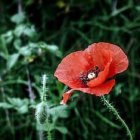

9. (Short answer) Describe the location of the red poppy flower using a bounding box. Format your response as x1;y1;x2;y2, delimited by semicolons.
54;42;129;104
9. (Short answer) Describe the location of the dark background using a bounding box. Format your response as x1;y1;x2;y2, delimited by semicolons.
0;0;140;140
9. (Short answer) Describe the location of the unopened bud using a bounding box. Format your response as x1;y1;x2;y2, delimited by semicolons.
35;102;48;124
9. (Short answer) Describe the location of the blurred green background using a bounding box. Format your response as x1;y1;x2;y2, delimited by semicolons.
0;0;140;140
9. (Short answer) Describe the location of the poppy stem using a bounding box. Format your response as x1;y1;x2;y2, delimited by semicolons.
46;118;52;140
101;96;133;140
41;74;48;102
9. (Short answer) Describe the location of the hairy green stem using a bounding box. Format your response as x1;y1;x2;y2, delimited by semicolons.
46;118;52;140
41;74;52;140
41;74;47;102
101;96;133;140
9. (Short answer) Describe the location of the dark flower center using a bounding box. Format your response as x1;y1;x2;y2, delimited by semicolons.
80;66;100;85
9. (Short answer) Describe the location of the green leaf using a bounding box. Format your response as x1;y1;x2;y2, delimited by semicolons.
7;53;20;70
19;43;37;56
13;39;22;49
2;31;13;44
19;46;32;56
14;24;26;37
0;97;29;114
0;36;9;59
114;84;123;96
48;105;69;122
7;98;29;114
14;24;37;40
23;25;37;39
0;102;12;109
55;126;68;134
39;42;62;57
11;13;26;24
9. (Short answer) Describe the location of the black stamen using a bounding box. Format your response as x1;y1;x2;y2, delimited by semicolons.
80;66;100;85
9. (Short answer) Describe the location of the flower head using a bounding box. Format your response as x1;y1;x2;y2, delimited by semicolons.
54;42;129;104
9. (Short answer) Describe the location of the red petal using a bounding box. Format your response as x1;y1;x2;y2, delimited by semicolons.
87;61;111;87
54;51;92;88
89;42;129;78
60;89;74;105
85;43;112;70
76;79;115;96
85;45;113;87
61;80;115;104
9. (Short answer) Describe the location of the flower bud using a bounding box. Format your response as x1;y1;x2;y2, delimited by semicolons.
35;102;48;124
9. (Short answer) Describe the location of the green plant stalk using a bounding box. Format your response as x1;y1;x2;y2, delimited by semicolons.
101;96;133;140
46;118;52;140
41;74;47;102
41;74;52;140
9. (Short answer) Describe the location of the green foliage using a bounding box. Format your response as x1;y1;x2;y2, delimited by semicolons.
0;97;29;114
0;0;140;140
7;53;20;70
11;12;26;24
35;74;69;139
